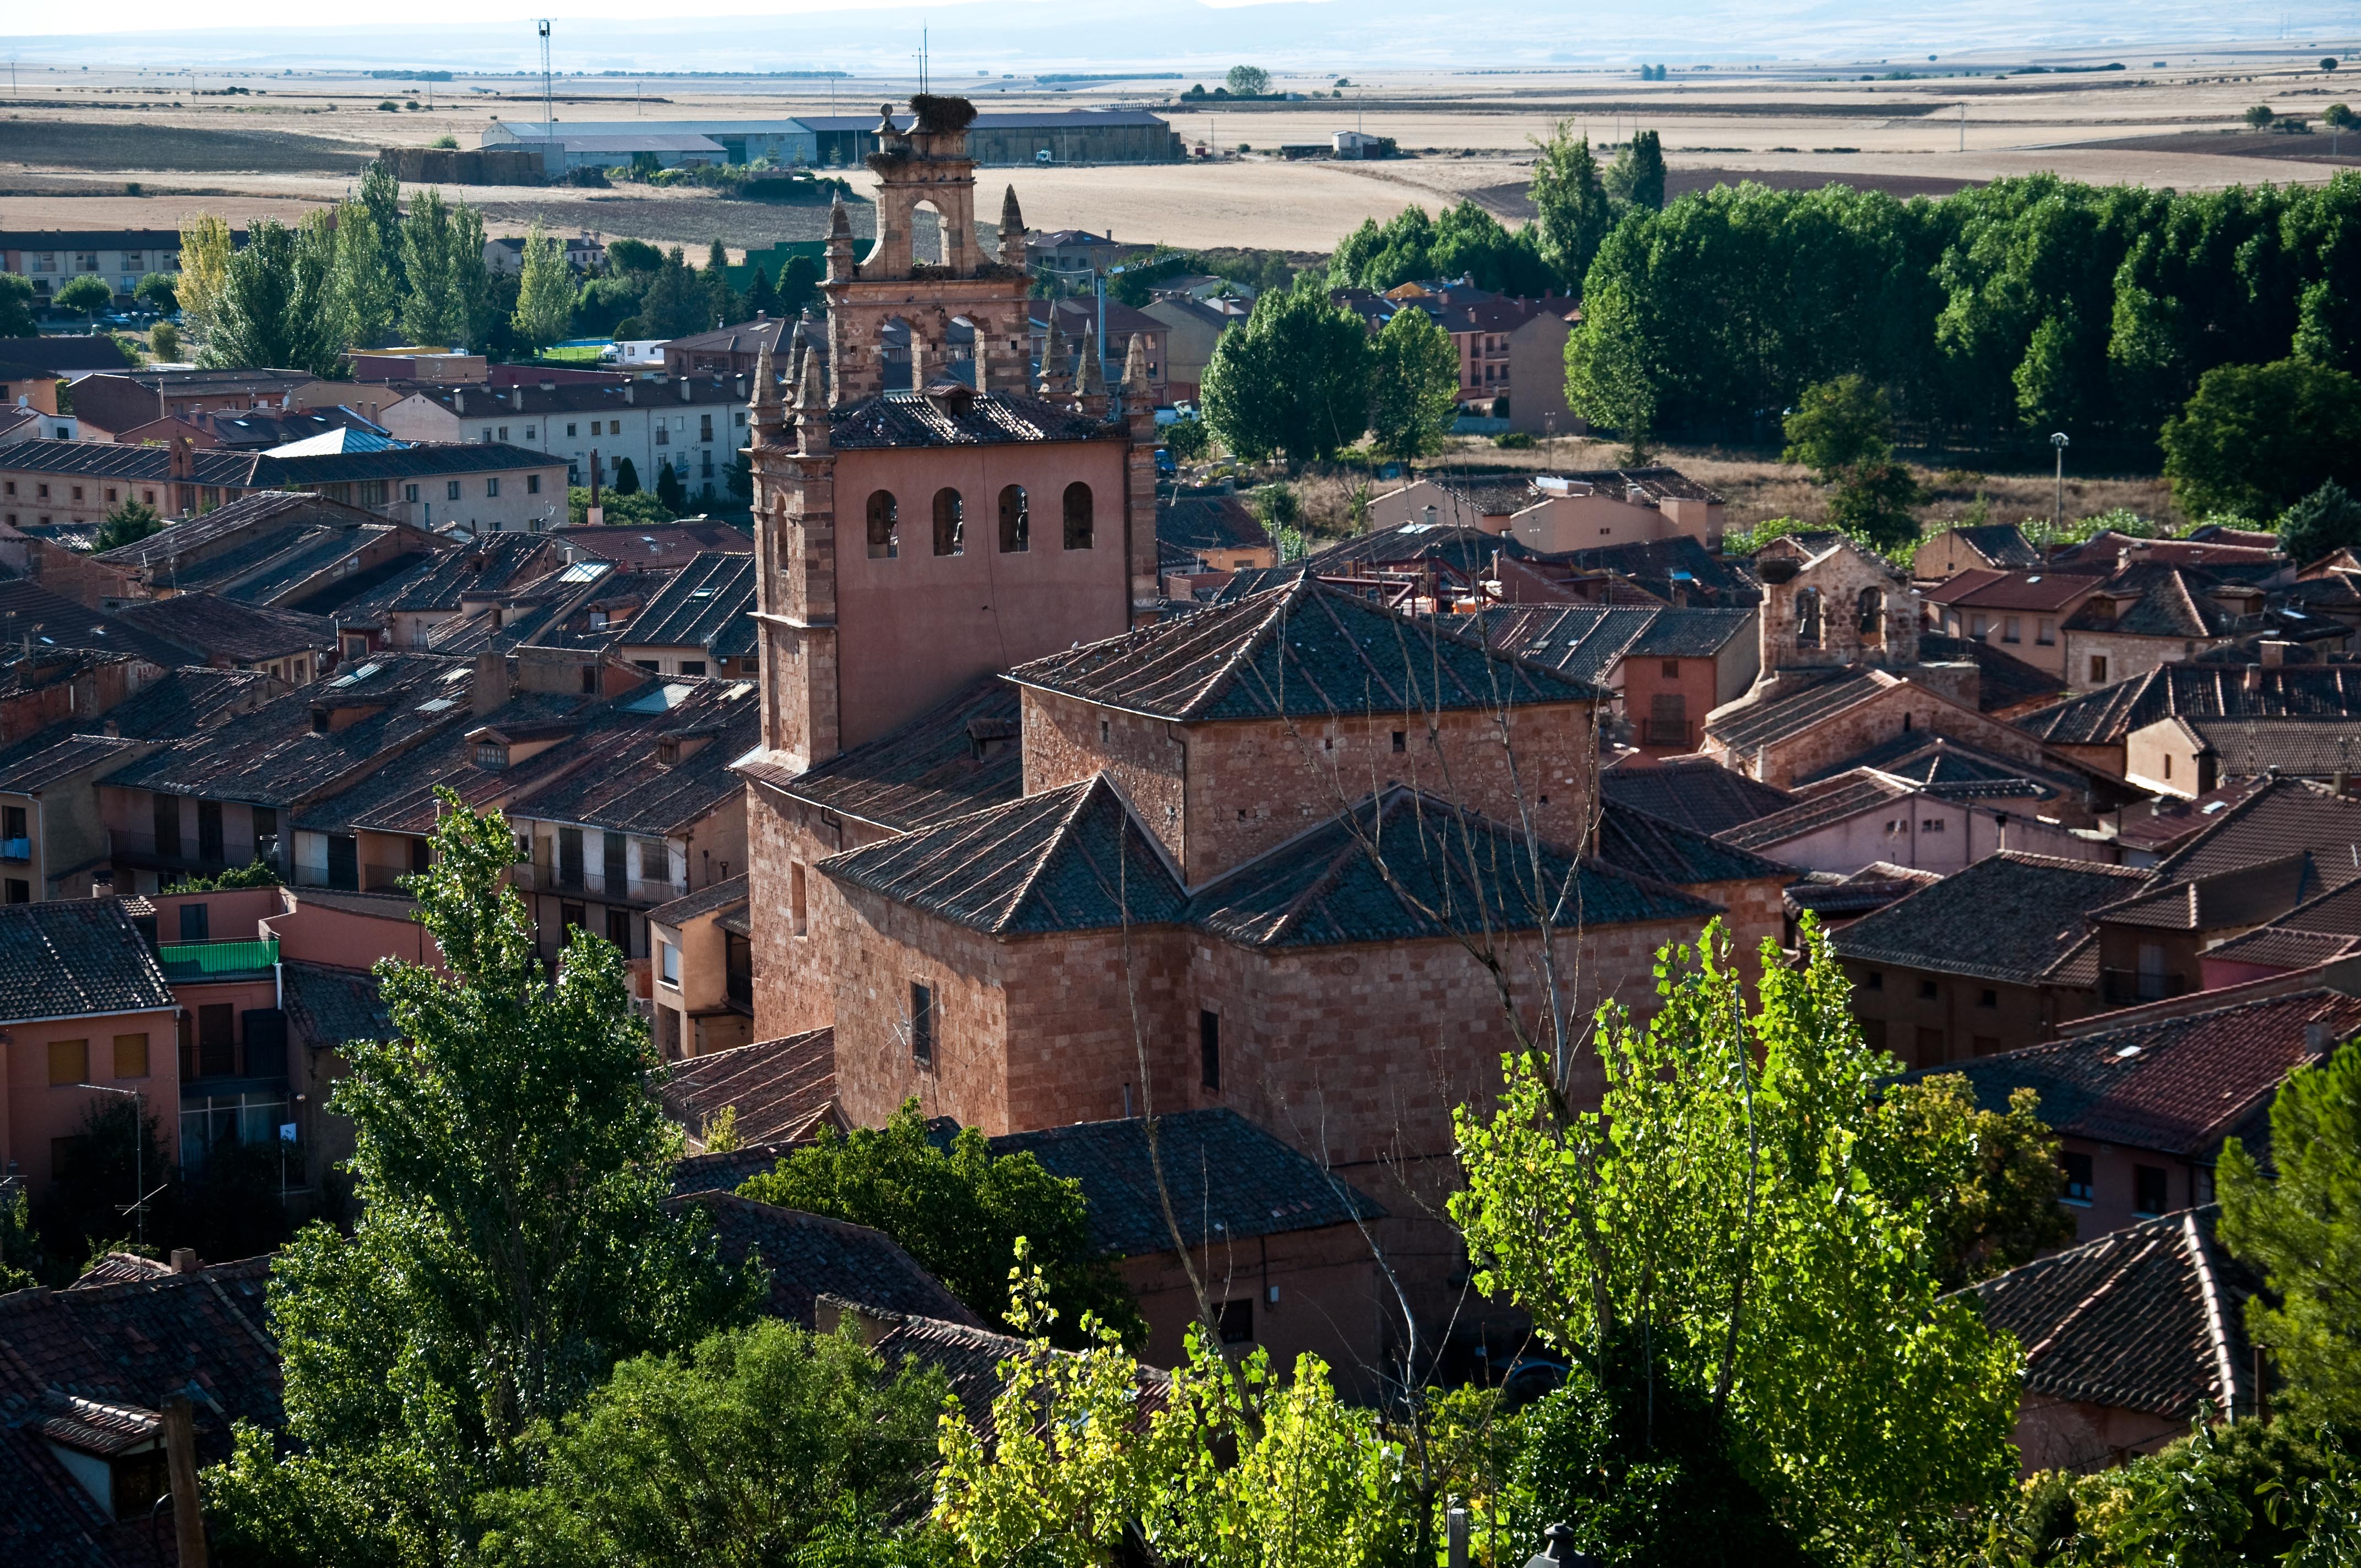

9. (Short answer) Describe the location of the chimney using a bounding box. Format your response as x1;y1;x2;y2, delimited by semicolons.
171;1246;199;1272
164;1397;209;1568
453;386;466;415
472;650;513;715
511;384;526;410
2261;639;2293;666
2245;664;2264;693
623;382;635;405
538;377;556;391
2305;1020;2333;1052
678;378;693;403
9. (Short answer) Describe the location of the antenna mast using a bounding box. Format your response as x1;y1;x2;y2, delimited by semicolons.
537;19;553;148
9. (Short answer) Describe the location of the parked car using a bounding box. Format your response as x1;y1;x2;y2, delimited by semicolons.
1154;448;1177;477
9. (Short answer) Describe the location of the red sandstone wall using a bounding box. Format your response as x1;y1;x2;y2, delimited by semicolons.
1021;691;1600;886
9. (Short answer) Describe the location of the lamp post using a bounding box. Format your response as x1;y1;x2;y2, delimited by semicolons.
74;1082;156;1248
2050;430;2071;536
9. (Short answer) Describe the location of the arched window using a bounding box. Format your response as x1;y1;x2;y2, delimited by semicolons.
998;484;1029;553
932;488;964;557
1062;482;1093;549
1856;585;1883;640
866;490;898;559
1794;586;1822;649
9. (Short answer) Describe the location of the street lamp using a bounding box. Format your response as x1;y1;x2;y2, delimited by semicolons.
74;1082;160;1248
2050;431;2071;535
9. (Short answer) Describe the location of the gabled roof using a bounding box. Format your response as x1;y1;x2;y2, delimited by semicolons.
0;899;175;1024
328;532;556;621
1922;567;2093;612
759;676;1022;833
1595;798;1792;888
1916;633;2068;714
2149;775;2361;885
1184;786;1719;949
987;1108;1384;1257
0;578;207;668
1598;758;1798;836
1475;604;1659;683
89;487;389;566
2092;852;2337;933
819;775;1188;935
502;678;761;837
646;871;750;929
1704;668;1890;753
1156;493;1272;557
829;390;1118;448
1007;575;1601;723
668;1191;981;1331
1967;1206;2252;1422
547;521;752;567
1715;772;1914;851
1829;851;2154;986
2060;564;2242;641
656;1028;840;1150
2170;714;2361;778
1919;988;2361;1159
1931;522;2042;571
2011;665;2361;749
111;591;336;663
1558;535;1760;603
281;960;396;1051
617;551;755;656
0;728;146;794
1785;861;1943;922
1796;731;2075;801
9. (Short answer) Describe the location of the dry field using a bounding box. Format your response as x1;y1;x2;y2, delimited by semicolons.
5;55;2359;253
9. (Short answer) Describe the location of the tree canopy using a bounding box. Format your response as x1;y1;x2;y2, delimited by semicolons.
1369;304;1464;460
2161;356;2361;519
1200;276;1374;463
737;1101;1143;1349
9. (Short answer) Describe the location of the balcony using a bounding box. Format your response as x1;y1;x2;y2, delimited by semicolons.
0;837;29;863
157;937;280;982
291;861;416;896
2100;968;2192;1008
516;860;686;907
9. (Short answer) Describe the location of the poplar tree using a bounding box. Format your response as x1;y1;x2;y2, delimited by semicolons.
175;211;234;355
1369;304;1462;459
399;186;462;345
333;200;399;350
510;222;573;351
1528;121;1615;292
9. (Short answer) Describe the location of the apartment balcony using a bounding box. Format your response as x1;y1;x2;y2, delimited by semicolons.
2100;968;2193;1008
157;937;280;983
108;828;222;872
516;860;686;907
1;837;29;863
290;861;415;896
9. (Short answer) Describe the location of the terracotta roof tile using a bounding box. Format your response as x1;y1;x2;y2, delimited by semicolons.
657;1028;838;1149
1598;758;1798;836
1829;851;2153;985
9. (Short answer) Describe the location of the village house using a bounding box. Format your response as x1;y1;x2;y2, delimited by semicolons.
377;373;756;504
0;229;200;303
1912;521;2043;581
1922;568;2098;680
1481;603;1758;754
2124;711;2361;798
613;551;758;678
1830;851;2157;1063
1136;293;1247;404
2014;661;2361;780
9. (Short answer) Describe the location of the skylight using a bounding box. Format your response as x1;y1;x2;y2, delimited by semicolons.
621;682;697;713
331;662;383;686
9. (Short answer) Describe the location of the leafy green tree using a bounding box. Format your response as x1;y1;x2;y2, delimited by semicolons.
1880;1076;2076;1291
134;271;179;314
472;1319;944;1567
1369;304;1462;460
2247;104;2277;128
2161;357;2361;518
2218;1036;2361;1427
604;237;662;275
1606;129;1668;211
775;254;822;317
1200;276;1374;462
149;320;182;362
176;214;233;357
1781;373;1894;480
566;487;670;526
399;187;464;345
935;1255;1414;1566
511;222;573;351
1566;277;1657;463
332;200;399;351
357;159;407;297
0;1186;44;1292
449;200;495;351
742;262;777;318
2277;478;2361;563
1826;460;1925;553
1451;920;2021;1556
204;793;758;1565
1528;122;1615;291
2328;102;2356;128
639;247;712;339
0;272;37;337
701;238;737;324
739;1102;1142;1349
162;859;281;893
200;214;342;375
93;497;163;552
55;273;115;320
1162;414;1211;462
1225;64;1271;97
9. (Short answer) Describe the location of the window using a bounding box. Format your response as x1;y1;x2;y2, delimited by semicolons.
659;941;679;986
639;839;670;881
2163;754;2173;780
486;477;501;498
1793;586;1821;647
405;483;420;503
791;863;808;937
1978;988;1997;1008
153;794;181;858
527;474;541;494
2037;618;2055;646
1216;1299;1254;1344
679;660;706;677
197;799;223;864
1099;718;1111;744
1200;1009;1220;1090
481;427;493;443
179;903;209;942
656;424;670;445
1062;481;1092;549
114;1033;149;1079
497;426;509;441
932;488;964;556
1865;970;1883;991
606;909;631;954
1915;1026;1945;1063
610;420;622;434
476;741;507;769
567;423;578;437
910;982;935;1066
48;1037;88;1086
253;805;278;865
2089;655;2108;683
524;426;536;441
2061;1151;2094;1204
2003;616;2021;644
998;484;1029;553
700;413;714;442
2133;1164;2169;1217
1918;978;1938;1000
1392;730;1407;753
1968;613;1987;639
447;480;463;502
866;489;899;559
1922;818;1945;832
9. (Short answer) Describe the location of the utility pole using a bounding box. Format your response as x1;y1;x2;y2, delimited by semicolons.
2050;431;2071;533
538;19;553;146
1959;102;1965;151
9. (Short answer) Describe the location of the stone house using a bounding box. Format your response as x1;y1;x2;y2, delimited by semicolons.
1922;569;2098;680
2015;662;2361;780
1482;604;1758;754
1912;522;2041;582
2060;563;2257;691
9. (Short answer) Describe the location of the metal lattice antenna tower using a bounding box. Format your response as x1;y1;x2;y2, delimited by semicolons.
537;20;553;145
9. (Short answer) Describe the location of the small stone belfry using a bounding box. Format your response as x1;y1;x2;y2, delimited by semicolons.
824;95;1032;404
